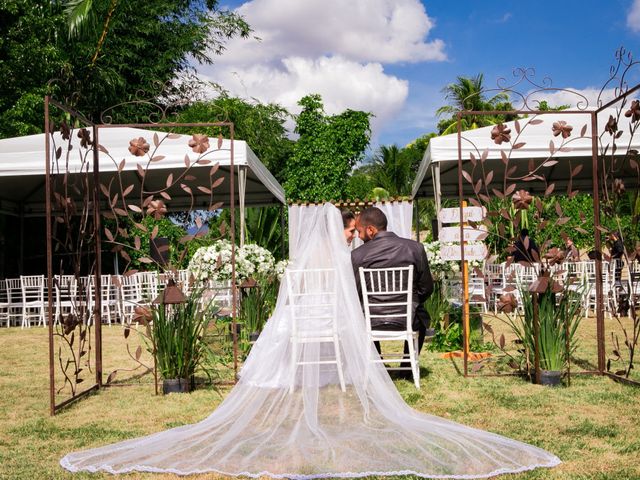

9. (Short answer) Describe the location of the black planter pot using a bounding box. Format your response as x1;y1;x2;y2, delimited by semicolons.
162;378;190;394
249;331;260;342
539;370;562;387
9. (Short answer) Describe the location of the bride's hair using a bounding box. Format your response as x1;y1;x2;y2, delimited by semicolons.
341;209;355;228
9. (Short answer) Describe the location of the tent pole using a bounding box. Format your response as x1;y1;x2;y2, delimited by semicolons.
433;163;442;234
238;166;247;247
19;204;24;275
280;204;286;259
415;202;421;242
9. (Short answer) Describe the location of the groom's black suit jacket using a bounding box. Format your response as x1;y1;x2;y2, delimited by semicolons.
351;231;433;331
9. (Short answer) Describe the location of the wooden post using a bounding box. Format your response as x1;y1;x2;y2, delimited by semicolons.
461;200;470;375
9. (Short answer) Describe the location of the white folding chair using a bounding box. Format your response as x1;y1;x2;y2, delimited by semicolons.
0;279;9;327
53;275;77;325
119;274;144;324
6;278;23;327
359;266;420;389
630;261;640;302
485;263;506;313
86;274;120;325
469;267;488;313
20;275;45;328
286;268;346;394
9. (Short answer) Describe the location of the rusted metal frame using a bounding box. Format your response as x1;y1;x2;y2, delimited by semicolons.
596;83;640;112
456;112;469;377
46;98;102;414
589;112;606;373
93;126;103;388
54;384;100;411
47;98;95;126
98;122;234;129
603;371;640;386
45;96;56;416
459;109;592;116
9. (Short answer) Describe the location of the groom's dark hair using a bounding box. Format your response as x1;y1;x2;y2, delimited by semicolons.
358;207;387;231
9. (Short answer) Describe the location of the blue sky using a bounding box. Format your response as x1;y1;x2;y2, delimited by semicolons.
203;0;640;150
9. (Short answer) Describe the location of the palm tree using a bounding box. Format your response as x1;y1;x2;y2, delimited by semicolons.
64;0;119;67
369;145;414;197
436;74;513;135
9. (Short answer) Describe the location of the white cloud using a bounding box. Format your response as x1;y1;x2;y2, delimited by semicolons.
201;56;409;140
628;0;640;32
218;0;446;66
199;0;445;140
518;87;617;111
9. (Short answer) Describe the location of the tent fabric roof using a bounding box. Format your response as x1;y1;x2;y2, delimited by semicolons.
411;108;639;199
0;127;285;216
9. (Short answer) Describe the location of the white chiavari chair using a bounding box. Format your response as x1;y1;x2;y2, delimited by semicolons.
20;275;45;327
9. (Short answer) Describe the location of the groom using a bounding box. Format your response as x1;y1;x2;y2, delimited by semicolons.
351;207;434;356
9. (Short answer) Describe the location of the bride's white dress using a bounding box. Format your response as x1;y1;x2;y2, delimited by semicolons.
61;204;560;478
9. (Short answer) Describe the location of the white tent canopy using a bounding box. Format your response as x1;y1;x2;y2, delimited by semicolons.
411;108;639;203
0;127;285;218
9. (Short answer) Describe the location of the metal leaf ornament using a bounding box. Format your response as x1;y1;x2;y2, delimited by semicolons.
491;123;511;145
147;199;167;220
77;128;93;148
625;99;640;122
512;190;533;210
605;115;618;135
497;293;518;313
544;247;565;266
128;137;150;156
551;121;573;139
189;134;210;154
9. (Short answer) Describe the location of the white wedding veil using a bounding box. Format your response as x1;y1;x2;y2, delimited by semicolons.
61;203;560;478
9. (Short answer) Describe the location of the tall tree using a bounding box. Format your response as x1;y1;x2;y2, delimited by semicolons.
171;94;293;183
436;74;513;135
369;145;413;197
0;0;251;137
284;95;371;202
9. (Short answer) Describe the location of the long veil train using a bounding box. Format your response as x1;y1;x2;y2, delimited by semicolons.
61;203;560;478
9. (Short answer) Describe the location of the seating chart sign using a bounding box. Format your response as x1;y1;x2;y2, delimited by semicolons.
438;206;486;223
439;243;488;261
439;226;488;242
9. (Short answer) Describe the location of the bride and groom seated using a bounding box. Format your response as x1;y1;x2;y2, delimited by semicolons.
345;207;434;377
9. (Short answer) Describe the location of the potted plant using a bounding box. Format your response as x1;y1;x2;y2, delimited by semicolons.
149;285;218;394
501;270;584;386
239;272;281;343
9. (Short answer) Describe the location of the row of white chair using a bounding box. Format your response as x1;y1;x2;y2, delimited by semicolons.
445;260;639;317
0;270;235;328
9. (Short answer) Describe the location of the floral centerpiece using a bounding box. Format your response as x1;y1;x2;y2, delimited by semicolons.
188;240;275;285
189;241;282;352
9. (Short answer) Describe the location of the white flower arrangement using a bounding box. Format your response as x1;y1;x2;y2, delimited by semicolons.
424;240;482;280
274;259;289;280
188;241;277;285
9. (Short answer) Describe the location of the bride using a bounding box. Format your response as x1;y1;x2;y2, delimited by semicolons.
61;203;560;478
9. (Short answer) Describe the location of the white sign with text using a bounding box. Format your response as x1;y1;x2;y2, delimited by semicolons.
439;226;489;242
438;206;486;224
439;243;488;261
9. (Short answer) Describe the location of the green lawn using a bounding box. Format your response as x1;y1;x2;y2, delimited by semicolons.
1;319;639;480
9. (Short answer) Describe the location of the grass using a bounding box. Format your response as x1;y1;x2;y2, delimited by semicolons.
1;316;640;480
